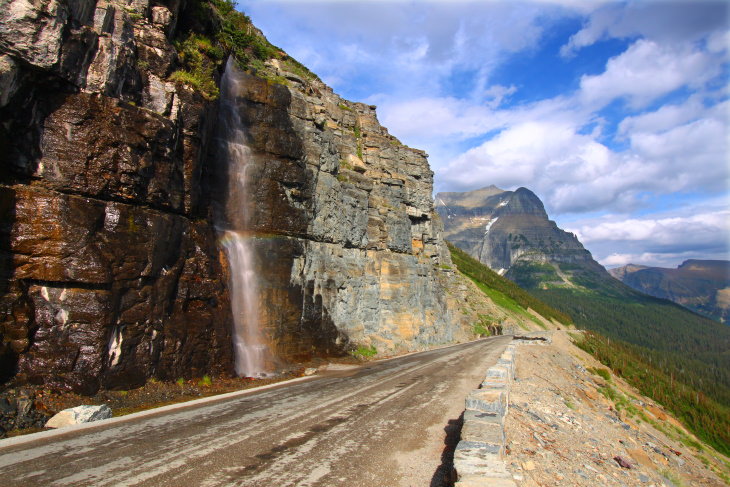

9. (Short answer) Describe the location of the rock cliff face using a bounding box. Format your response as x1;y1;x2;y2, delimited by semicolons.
0;0;235;393
435;186;606;285
214;60;469;363
0;0;474;394
610;260;730;323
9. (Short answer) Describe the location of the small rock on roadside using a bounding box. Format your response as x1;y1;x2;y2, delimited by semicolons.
303;368;318;376
45;405;112;429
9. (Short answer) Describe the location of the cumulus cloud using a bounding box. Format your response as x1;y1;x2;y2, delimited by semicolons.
571;211;729;247
435;32;729;214
561;1;729;57
438;116;649;213
617;95;707;136
377;96;498;142
565;200;730;267
579;39;721;109
438;94;727;213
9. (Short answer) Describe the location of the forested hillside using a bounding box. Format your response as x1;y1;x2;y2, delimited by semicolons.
528;266;730;455
576;331;730;456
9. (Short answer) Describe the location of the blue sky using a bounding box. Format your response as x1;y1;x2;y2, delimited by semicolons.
237;0;729;269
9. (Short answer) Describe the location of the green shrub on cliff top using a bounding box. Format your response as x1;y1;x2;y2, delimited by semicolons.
171;0;319;100
170;34;221;99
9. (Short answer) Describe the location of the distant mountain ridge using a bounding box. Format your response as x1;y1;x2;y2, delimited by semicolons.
437;185;730;427
435;186;606;283
610;260;730;323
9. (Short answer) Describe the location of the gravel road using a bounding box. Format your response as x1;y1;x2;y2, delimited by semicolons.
0;336;512;487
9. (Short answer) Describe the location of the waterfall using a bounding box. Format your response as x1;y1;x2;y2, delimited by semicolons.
217;58;275;377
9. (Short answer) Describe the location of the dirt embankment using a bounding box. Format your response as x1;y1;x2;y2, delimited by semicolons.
505;332;729;487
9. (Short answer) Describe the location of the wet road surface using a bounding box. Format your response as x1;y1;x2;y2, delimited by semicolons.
0;336;512;487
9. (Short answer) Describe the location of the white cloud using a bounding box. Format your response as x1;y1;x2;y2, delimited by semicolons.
579;39;719;109
483;84;518;109
617;95;707;136
377;97;499;142
437;84;728;213
565;202;730;267
561;1;729;57
572;211;730;245
629;117;728;191
434;28;729;213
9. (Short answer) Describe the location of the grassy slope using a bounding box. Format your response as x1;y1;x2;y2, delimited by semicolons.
447;242;573;327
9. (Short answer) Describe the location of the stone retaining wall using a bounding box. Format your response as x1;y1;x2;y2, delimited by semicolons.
454;342;517;487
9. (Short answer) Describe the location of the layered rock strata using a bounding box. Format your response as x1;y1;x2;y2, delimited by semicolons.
0;0;474;394
1;0;234;394
219;61;468;362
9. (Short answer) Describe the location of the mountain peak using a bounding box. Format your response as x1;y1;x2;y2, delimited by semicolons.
506;187;547;217
435;185;605;282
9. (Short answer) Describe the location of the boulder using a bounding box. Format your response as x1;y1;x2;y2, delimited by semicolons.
45;405;112;429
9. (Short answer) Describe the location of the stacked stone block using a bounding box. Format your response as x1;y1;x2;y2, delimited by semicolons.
454;342;517;487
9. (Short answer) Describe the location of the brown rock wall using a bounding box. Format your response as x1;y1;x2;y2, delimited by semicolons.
1;184;234;392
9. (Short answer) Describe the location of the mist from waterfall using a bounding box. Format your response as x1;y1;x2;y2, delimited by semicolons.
217;58;275;378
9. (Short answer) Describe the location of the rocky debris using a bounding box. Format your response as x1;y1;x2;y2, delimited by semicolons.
503;332;727;486
613;455;634;469
45;404;112;428
0;390;49;434
454;343;517;487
